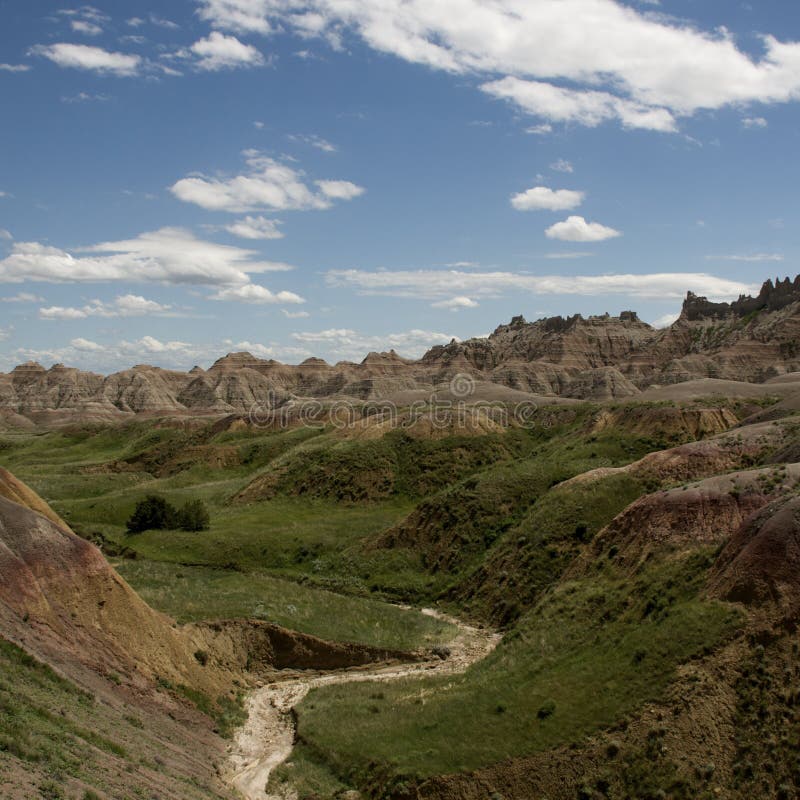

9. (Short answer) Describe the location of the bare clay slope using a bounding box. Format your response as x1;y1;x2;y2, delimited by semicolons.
0;473;232;695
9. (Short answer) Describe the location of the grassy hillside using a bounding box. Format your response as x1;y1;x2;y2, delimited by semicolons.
2;402;778;799
293;550;741;793
0;636;229;800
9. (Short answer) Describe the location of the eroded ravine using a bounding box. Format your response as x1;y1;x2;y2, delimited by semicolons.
225;609;502;800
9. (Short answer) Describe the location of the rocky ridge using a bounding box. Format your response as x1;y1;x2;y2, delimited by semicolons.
1;276;799;423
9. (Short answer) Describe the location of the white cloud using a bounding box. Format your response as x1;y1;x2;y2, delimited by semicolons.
431;296;479;311
0;328;10;342
315;180;364;200
510;186;585;212
39;294;174;320
189;32;265;71
326;268;753;302
224;216;284;239
193;1;800;130
7;336;314;372
705;253;783;262
542;251;593;259
0;63;31;73
57;6;109;22
0;229;11;240
525;123;552;135
291;327;456;360
1;293;42;303
651;312;680;328
483;77;677;132
61;91;110;103
210;284;305;304
29;43;141;76
70;337;104;351
0;228;300;309
288;133;337;152
550;159;573;173
253;120;265;129
742;116;768;129
170;151;365;212
282;308;311;318
545;215;621;242
197;0;274;35
71;19;103;35
150;14;180;29
126;17;145;27
39;306;88;321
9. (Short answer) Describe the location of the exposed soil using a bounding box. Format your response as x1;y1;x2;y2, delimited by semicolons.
224;609;501;800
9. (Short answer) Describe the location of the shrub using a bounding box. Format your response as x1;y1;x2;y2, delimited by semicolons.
178;500;210;532
126;495;210;532
126;495;178;533
537;699;556;720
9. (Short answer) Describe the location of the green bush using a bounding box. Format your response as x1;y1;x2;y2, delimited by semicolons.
178;500;210;532
126;495;178;533
126;495;210;533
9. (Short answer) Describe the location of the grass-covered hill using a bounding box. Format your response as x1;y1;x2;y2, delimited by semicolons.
1;392;799;799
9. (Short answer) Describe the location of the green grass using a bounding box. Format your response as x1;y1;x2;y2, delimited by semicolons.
294;550;741;789
268;744;351;798
0;636;234;798
116;560;457;651
455;470;653;623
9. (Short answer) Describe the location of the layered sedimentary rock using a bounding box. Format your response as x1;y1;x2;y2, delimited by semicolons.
1;277;799;422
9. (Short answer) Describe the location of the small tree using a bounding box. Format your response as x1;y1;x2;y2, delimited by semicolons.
178;500;210;532
126;495;178;533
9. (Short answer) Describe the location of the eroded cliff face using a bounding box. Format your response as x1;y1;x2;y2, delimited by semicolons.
1;278;799;422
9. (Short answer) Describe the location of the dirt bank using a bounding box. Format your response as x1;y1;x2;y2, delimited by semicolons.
224;609;501;800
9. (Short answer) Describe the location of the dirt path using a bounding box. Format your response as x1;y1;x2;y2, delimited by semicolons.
224;609;501;800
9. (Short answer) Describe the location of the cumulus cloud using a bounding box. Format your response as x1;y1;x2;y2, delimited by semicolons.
510;186;585;212
189;32;265;71
291;327;456;360
170;150;365;213
192;0;800;130
210;284;304;304
545;216;621;242
39;294;174;320
0;229;12;241
224;216;284;239
742;116;768;129
326;268;754;302
29;43;141;75
483;77;677;131
0;228;302;304
197;0;274;35
0;63;31;73
71;19;103;35
431;296;479;311
282;309;310;318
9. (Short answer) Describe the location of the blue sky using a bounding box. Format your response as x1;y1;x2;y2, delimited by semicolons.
0;0;798;371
